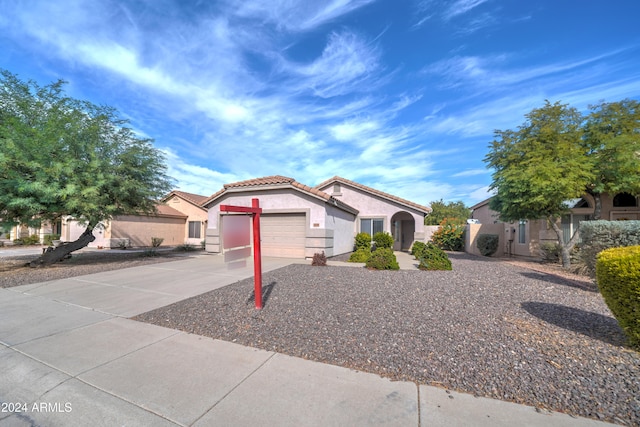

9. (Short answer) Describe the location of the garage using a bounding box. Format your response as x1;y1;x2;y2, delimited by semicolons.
260;213;306;258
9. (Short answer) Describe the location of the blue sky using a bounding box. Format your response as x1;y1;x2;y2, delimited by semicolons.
1;1;639;207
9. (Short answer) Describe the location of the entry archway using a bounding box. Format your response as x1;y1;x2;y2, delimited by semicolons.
390;211;415;251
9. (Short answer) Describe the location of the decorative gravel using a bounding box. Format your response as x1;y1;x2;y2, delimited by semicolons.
134;252;639;425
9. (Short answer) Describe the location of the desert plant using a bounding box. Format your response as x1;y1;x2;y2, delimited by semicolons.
43;234;61;247
418;242;452;270
373;231;393;249
539;242;561;263
410;241;427;259
311;251;327;266
596;245;640;349
176;244;197;252
348;248;371;263
200;240;206;250
142;248;159;257
13;235;40;246
151;237;164;248
477;234;499;257
431;218;465;251
354;232;372;250
365;247;399;270
117;239;128;249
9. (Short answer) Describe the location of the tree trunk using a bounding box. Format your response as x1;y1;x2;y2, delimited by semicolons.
547;216;581;268
592;193;602;220
30;226;95;267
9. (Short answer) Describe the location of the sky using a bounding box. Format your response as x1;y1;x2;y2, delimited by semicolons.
1;1;639;208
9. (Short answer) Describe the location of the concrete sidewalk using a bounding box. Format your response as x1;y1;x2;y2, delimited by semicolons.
0;255;614;426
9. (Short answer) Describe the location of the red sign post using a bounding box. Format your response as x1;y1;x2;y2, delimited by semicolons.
220;198;263;309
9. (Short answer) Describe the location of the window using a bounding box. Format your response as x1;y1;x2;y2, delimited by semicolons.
561;214;589;244
613;193;637;207
360;218;384;235
188;221;201;239
518;220;526;244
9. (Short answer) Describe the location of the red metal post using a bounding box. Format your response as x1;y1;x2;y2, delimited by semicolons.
252;198;263;309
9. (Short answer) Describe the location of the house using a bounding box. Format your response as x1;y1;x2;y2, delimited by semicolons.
467;192;640;258
61;190;208;249
202;175;431;258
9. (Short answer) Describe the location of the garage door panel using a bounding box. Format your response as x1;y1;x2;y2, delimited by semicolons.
260;213;306;258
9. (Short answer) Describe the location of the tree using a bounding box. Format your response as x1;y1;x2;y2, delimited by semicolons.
0;70;173;266
583;99;640;219
484;100;594;268
424;199;470;225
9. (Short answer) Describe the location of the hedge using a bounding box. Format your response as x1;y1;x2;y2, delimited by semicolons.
596;245;640;349
581;220;640;276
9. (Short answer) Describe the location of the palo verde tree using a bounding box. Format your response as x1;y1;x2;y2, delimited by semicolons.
582;99;640;219
424;199;470;225
484;100;594;268
0;70;173;266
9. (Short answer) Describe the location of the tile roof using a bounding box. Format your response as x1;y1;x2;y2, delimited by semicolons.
153;204;188;218
203;175;359;214
315;176;431;214
170;190;209;206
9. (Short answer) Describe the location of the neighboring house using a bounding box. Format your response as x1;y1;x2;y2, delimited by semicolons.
4;219;62;243
161;190;209;246
61;191;208;248
467;192;640;258
202;175;431;258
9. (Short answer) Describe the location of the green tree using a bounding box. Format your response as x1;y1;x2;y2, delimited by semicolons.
424;199;470;225
583;99;640;219
0;70;172;265
484;100;594;268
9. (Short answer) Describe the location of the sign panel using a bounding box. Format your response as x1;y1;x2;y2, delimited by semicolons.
222;215;251;249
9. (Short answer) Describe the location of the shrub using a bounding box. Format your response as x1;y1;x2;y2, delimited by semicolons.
431;218;465;251
354;232;372;250
43;234;61;247
411;241;427;259
596;245;640;349
539;242;561;263
581;220;640;276
348;248;371;263
151;237;164;248
365;248;399;270
477;234;499;257
176;244;197;251
418;242;452;271
13;235;40;246
311;251;327;266
373;232;393;249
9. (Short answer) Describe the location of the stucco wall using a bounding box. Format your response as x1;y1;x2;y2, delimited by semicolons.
465;223;505;257
111;215;186;247
164;195;208;244
324;203;357;255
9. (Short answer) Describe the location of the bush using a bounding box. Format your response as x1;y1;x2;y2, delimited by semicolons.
411;241;427;259
354;232;372;250
365;248;399;270
431;218;465;251
151;237;164;248
13;235;40;246
596;245;640;349
348;248;371;263
539;242;561;263
311;251;327;266
581;220;640;276
477;234;499;257
176;244;197;252
418;242;452;271
373;232;393;249
43;234;61;247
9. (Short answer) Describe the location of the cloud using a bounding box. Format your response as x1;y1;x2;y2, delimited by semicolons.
443;0;490;21
452;169;488;177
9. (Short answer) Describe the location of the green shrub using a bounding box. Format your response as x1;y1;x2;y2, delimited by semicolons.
411;241;427;259
43;234;61;247
418;242;452;270
311;251;327;266
354;232;372;250
348;248;371;263
373;231;393;249
581;220;640;276
151;237;164;248
539;242;561;263
431;218;465;251
596;245;640;349
365;248;399;270
13;235;40;246
176;244;197;251
476;234;499;257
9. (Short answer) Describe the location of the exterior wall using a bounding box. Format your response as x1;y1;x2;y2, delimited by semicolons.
423;226;439;243
164;195;208;245
111;215;185;247
318;183;426;244
465;223;505;257
470;201;500;224
322;203;357;256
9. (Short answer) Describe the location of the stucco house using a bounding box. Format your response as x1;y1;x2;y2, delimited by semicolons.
467;192;640;258
203;175;431;258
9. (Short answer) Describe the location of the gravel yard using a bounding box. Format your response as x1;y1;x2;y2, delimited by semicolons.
134;252;640;426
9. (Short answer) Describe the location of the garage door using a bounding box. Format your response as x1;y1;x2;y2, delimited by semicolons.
260;213;306;258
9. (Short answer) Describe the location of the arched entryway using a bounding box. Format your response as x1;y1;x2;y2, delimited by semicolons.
390;211;415;251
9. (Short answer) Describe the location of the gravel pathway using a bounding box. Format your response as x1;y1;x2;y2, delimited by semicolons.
134;252;639;426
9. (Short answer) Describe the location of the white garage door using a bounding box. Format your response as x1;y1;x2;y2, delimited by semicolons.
260;213;306;258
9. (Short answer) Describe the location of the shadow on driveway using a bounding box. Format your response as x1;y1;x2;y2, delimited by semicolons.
521;301;627;347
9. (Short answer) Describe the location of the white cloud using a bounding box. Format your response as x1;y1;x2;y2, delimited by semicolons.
444;0;490;21
452;169;488;177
